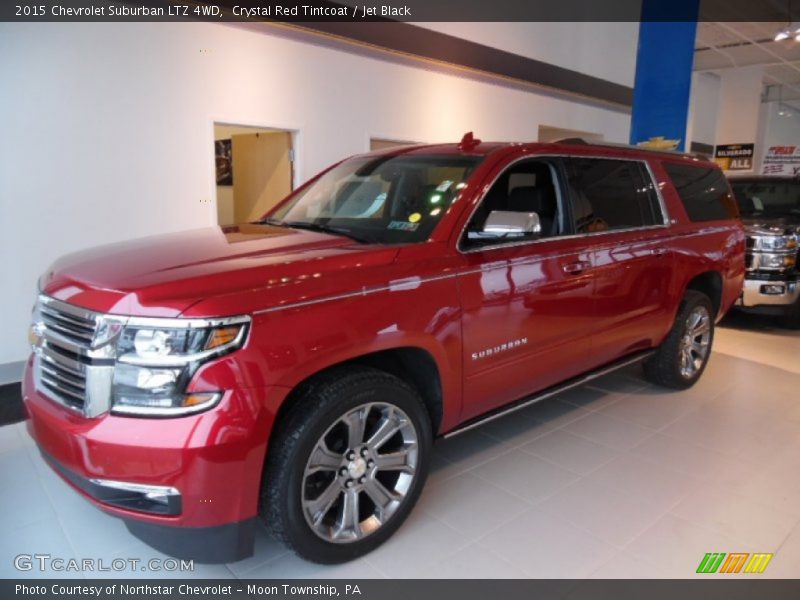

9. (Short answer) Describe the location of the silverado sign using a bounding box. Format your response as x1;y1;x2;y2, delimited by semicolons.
714;143;754;171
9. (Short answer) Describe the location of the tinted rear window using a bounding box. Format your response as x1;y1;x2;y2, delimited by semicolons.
567;158;662;233
663;163;738;222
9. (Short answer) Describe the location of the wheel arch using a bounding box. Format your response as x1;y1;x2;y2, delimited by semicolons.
271;345;446;438
684;270;723;318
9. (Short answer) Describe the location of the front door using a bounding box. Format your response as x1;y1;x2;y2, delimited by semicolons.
456;157;596;422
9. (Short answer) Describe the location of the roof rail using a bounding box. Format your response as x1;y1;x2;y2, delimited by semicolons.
552;137;710;161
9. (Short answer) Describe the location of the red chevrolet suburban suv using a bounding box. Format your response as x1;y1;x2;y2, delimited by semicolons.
23;135;744;564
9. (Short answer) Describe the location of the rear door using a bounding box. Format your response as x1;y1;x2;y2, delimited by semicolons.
565;157;675;367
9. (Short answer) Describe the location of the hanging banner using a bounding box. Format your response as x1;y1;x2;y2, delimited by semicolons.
762;146;800;176
714;143;754;171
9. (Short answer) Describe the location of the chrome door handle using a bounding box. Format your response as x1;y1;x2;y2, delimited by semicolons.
562;261;590;274
652;248;667;257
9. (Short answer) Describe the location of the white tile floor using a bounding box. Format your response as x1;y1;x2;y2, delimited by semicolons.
2;314;799;579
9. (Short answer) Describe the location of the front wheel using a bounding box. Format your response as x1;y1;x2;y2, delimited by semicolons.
644;290;715;389
261;366;432;564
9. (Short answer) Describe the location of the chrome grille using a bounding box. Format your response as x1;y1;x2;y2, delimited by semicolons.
32;296;113;417
40;304;95;345
38;345;87;411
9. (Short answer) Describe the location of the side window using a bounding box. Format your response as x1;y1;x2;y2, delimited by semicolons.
462;159;565;248
567;158;663;233
662;162;739;222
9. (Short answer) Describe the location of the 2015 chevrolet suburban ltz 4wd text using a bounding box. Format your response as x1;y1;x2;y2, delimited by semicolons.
23;135;745;564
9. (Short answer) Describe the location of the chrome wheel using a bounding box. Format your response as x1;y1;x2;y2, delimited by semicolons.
679;305;711;379
301;402;419;543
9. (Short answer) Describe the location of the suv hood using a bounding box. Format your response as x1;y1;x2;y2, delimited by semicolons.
41;224;400;317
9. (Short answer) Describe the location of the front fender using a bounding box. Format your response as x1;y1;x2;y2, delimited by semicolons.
190;280;464;432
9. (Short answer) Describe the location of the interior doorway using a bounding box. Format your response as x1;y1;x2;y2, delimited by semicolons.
214;123;295;226
538;125;604;143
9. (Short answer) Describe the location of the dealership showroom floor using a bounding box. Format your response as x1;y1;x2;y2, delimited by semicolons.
2;315;799;580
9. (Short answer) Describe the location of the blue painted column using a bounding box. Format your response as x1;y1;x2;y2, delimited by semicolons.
629;0;700;151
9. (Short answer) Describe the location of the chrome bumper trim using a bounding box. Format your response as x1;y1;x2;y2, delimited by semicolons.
88;478;181;499
738;278;800;307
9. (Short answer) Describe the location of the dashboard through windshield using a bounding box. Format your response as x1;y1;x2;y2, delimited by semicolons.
267;154;483;244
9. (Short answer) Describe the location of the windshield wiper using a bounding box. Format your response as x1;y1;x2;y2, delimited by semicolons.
266;219;375;244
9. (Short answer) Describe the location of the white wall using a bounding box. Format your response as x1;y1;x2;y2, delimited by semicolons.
0;22;633;369
759;101;800;146
714;66;764;150
687;67;764;172
686;71;721;149
417;22;639;87
756;100;800;173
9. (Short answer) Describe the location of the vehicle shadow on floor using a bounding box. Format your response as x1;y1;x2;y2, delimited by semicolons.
429;364;655;476
719;310;798;335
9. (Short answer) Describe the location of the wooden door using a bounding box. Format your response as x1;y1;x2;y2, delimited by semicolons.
232;132;293;223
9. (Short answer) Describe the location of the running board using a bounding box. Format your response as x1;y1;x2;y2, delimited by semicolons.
443;350;655;439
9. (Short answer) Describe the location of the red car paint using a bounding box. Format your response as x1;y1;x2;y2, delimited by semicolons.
23;141;745;554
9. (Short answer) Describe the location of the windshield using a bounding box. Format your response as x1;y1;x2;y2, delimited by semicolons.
731;180;800;218
267;154;483;244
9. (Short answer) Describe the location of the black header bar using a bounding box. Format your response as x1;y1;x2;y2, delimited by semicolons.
3;0;800;22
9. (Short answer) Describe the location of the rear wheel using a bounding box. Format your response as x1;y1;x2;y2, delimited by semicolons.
261;366;432;564
644;290;714;389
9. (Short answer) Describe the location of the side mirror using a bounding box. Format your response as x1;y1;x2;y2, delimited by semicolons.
482;210;541;237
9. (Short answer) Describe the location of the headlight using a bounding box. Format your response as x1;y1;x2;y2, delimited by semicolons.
116;322;246;366
757;252;797;270
112;363;218;416
754;235;798;251
111;318;249;417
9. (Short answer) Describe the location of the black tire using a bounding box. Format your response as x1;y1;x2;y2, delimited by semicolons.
260;365;432;564
643;290;715;389
779;299;800;329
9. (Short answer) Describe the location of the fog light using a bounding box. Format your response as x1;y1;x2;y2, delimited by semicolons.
761;284;786;295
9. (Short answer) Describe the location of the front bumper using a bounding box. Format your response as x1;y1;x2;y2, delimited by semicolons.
39;448;256;563
22;358;287;563
737;277;800;308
